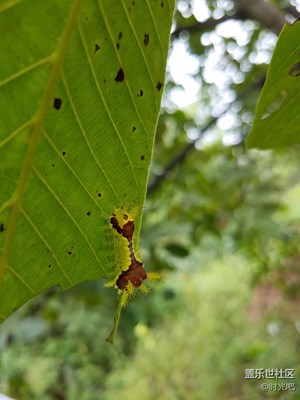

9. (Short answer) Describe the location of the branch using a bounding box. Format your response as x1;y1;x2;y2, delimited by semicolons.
232;0;285;35
172;14;238;38
173;5;299;39
147;113;224;195
147;79;265;195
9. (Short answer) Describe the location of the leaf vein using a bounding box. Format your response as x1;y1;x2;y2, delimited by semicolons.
0;119;34;149
61;75;123;204
6;263;37;295
0;0;23;14
97;0;151;140
0;56;52;89
77;22;140;192
43;129;108;217
144;0;166;64
21;206;74;286
31;165;107;277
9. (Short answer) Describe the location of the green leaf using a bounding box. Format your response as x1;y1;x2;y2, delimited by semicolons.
247;20;300;149
0;0;174;321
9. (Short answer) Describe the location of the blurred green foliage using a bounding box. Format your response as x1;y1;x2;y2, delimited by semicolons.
1;143;300;398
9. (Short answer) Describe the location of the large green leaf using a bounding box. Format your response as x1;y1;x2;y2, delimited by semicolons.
247;20;300;149
0;0;174;320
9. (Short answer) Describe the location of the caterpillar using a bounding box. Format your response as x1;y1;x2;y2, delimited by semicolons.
105;209;160;343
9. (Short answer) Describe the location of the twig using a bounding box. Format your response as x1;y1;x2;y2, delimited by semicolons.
147;112;225;195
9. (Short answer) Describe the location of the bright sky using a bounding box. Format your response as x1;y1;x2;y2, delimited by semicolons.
166;0;277;111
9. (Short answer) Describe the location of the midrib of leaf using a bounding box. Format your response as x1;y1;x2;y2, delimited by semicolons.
0;0;83;283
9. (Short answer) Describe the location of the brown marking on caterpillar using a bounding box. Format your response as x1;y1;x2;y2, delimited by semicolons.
110;216;147;290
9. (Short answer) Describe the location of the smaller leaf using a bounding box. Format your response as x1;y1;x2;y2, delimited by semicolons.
247;20;300;149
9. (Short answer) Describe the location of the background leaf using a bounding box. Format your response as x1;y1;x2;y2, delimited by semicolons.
0;0;174;320
247;20;300;149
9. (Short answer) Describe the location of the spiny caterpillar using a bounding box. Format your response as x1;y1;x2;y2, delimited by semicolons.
105;209;160;344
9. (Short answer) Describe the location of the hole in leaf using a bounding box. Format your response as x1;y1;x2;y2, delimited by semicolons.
156;81;162;91
143;33;149;46
53;98;62;110
288;61;300;77
115;68;125;82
